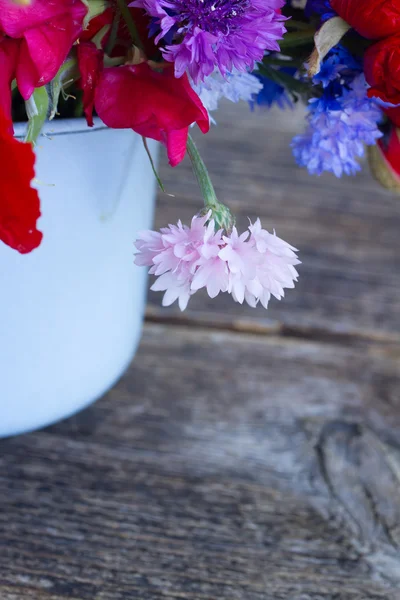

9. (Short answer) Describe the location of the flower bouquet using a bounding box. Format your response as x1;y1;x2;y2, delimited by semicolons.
1;0;398;434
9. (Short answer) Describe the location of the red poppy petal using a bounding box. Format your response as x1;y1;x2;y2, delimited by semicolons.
330;0;400;39
0;110;42;254
77;41;104;127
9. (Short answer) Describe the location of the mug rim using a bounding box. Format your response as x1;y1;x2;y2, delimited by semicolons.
14;117;107;139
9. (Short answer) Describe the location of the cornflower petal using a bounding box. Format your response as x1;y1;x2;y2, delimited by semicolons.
135;214;299;310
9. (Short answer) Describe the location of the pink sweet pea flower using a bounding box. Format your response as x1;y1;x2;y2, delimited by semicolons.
0;0;87;99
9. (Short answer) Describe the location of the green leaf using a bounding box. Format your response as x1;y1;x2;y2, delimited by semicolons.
24;87;49;145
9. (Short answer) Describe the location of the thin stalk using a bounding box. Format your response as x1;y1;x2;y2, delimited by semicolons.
142;137;166;193
116;0;143;50
105;8;121;55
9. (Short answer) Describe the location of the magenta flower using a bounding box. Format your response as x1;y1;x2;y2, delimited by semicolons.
83;56;209;167
132;0;287;82
0;0;87;100
135;213;300;310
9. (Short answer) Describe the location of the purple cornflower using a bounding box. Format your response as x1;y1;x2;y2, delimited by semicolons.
292;75;383;177
132;0;287;82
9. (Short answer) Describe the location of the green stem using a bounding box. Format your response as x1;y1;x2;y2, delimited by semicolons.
105;8;120;55
116;0;143;50
187;135;234;232
187;134;219;209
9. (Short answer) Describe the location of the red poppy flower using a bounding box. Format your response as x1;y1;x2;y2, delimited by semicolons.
330;0;400;39
364;34;400;105
0;109;42;253
384;106;400;128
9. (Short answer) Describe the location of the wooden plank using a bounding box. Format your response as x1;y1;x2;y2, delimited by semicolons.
148;101;400;342
1;324;399;599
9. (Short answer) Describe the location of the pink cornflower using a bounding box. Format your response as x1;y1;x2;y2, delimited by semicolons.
135;213;300;310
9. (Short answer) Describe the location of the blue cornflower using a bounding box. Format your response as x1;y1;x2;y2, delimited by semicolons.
191;71;263;120
292;75;383;177
304;0;336;20
328;46;363;77
312;56;343;88
250;68;296;111
312;46;362;88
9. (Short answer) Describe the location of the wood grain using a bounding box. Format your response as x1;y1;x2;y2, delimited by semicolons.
1;324;400;599
2;101;400;600
149;102;400;342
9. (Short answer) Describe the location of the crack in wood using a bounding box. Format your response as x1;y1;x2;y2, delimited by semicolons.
313;420;400;584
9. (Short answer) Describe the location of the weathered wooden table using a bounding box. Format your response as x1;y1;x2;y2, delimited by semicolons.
2;103;400;599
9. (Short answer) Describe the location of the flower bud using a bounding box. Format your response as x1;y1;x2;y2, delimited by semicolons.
210;204;235;235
